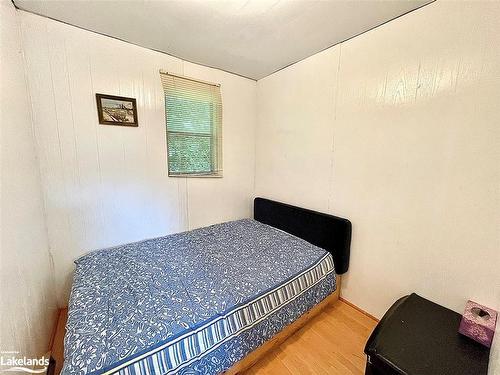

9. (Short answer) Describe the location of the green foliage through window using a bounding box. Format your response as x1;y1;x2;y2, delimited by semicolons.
161;73;222;176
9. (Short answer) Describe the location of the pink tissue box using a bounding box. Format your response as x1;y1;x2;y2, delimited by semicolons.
458;300;497;348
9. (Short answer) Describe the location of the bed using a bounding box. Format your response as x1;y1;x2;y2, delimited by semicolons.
61;198;351;375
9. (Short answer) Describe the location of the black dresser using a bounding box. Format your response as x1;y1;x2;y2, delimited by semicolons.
364;293;491;375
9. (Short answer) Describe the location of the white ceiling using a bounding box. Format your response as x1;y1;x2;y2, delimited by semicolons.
14;0;432;80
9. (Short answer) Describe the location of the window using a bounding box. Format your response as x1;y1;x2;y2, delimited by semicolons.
160;71;222;177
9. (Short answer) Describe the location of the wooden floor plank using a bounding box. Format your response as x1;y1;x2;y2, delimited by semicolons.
51;301;377;374
246;301;377;375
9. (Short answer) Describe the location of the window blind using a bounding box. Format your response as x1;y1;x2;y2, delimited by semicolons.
160;71;222;177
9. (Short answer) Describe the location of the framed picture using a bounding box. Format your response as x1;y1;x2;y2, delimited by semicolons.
96;94;138;126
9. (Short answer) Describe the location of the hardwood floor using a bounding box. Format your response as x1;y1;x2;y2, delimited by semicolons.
51;300;377;374
244;301;377;375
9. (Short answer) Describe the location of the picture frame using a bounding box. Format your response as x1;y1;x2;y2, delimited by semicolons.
96;93;138;127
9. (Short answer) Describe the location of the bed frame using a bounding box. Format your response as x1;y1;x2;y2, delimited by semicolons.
224;197;352;374
50;197;351;375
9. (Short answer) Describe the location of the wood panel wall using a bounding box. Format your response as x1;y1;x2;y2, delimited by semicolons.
19;11;257;305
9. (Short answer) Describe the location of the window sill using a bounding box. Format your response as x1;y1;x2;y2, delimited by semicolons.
168;173;223;178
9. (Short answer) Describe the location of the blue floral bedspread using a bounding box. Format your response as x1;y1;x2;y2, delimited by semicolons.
62;219;336;375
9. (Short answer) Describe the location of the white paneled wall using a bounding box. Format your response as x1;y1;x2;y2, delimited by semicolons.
331;1;500;317
0;0;57;359
19;11;257;305
256;1;500;364
256;47;340;212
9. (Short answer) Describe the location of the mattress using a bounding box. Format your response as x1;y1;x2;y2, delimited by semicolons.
62;219;336;375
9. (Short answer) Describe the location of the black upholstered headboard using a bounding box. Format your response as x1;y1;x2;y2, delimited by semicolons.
254;197;352;274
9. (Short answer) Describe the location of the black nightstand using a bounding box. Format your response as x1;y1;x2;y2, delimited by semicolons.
364;293;491;375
